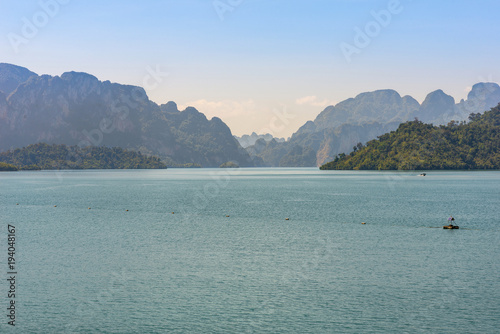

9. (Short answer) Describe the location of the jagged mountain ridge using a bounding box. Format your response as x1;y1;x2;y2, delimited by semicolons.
234;132;286;148
311;89;420;132
0;64;255;167
3;63;498;168
0;63;37;95
247;84;500;167
320;104;500;170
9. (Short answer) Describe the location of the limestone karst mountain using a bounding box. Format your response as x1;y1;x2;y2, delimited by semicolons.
0;63;37;95
247;84;500;167
0;64;255;167
2;63;499;168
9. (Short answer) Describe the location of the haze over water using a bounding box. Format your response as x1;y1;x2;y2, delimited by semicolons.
1;169;499;333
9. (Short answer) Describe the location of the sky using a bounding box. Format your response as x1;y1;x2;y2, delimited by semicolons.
1;0;499;137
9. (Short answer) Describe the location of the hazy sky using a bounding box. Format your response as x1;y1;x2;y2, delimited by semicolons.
1;0;499;137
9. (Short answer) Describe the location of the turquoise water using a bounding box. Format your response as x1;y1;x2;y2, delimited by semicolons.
1;168;499;333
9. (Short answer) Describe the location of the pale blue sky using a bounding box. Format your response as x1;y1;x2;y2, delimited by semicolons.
1;0;499;136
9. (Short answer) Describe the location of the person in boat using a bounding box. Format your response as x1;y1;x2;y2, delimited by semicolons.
448;215;455;226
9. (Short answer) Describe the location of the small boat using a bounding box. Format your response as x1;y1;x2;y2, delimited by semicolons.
443;225;459;229
443;216;459;229
418;173;426;176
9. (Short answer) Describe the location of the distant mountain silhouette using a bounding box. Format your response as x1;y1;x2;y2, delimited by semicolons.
0;64;255;167
234;132;285;148
3;63;499;168
247;84;500;166
0;63;37;95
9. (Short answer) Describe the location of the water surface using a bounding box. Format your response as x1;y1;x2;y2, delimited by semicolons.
1;169;499;333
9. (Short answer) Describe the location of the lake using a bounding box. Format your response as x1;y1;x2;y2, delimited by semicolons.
1;168;499;333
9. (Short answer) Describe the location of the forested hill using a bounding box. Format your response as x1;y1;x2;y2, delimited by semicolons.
320;105;500;170
0;143;167;170
0;63;256;167
0;162;18;171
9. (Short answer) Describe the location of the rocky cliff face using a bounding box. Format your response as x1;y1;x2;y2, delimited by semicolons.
0;63;38;95
3;64;498;168
0;64;254;167
416;89;456;123
248;84;500;167
455;83;500;121
312;89;420;131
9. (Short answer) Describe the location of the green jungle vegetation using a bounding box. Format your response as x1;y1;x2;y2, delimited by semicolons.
0;143;167;170
0;162;18;171
170;163;202;168
219;161;239;168
320;105;500;170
